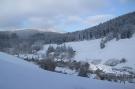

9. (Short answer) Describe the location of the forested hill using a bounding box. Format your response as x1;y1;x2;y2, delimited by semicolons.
65;11;135;41
0;11;135;53
30;11;135;44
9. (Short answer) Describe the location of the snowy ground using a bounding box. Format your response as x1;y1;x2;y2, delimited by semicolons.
36;36;135;74
39;37;135;66
0;52;135;89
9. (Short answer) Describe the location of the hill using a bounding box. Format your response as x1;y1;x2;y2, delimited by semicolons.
0;52;135;89
0;11;135;54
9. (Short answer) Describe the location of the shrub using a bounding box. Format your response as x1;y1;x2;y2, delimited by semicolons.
46;45;55;57
78;62;90;77
74;61;81;71
91;59;102;65
95;69;104;80
38;58;56;71
100;41;105;49
104;59;120;66
120;58;127;63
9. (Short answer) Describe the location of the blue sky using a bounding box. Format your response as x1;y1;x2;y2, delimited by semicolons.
0;0;135;32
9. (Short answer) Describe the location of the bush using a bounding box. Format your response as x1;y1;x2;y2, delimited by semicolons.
120;58;127;63
74;61;81;71
91;59;102;65
95;69;104;80
46;45;55;57
100;41;105;49
104;59;120;66
78;62;90;77
38;58;56;71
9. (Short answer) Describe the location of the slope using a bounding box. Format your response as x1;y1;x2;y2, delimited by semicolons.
0;52;135;89
38;35;135;73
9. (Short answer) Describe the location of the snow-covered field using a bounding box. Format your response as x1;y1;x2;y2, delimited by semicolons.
0;52;135;89
40;37;135;63
38;36;135;72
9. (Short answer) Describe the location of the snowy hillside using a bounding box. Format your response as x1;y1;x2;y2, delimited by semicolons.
37;36;135;73
39;36;135;63
0;52;135;89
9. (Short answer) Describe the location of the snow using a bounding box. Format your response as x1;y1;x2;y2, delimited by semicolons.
55;67;77;75
0;52;135;89
38;36;135;71
0;52;37;68
65;37;135;66
18;54;41;60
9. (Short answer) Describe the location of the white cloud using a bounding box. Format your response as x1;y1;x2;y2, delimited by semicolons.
65;16;83;25
0;0;112;32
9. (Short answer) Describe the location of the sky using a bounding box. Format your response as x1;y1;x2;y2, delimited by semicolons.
0;0;135;32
